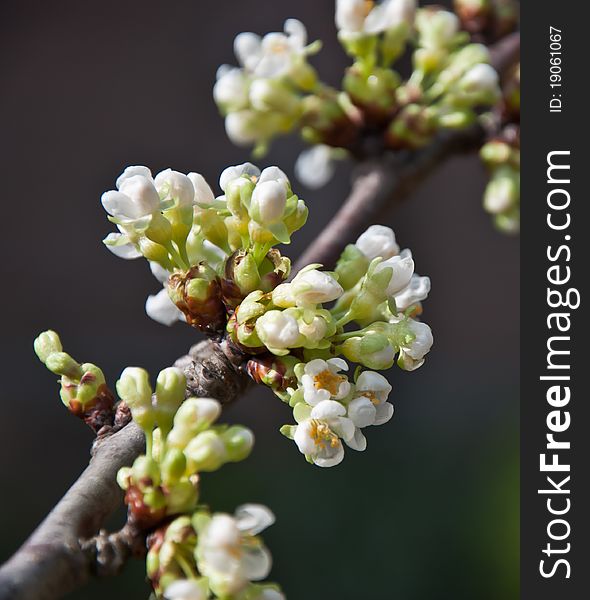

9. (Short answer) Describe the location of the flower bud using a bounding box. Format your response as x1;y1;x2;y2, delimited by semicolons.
221;425;255;462
396;319;434;371
290;267;344;307
255;310;301;355
483;168;519;214
160;448;188;485
249;79;301;115
184;430;228;472
131;455;161;490
214;66;250;113
34;330;63;363
340;333;396;370
155;367;187;433
168;265;226;335
116;367;155;431
168;398;222;450
415;7;460;50
45;352;82;379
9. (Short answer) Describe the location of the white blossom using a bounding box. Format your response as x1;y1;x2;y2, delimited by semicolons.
291;267;344;307
145;288;183;326
219;162;261;192
225;110;261;146
301;358;351;405
295;145;336;189
250;167;289;224
196;505;274;596
336;0;416;36
393;274;431;312
234;19;309;79
459;63;499;96
255;310;300;352
101;174;160;223
115;165;153;188
415;8;459;49
375;248;415;296
103;232;142;259
397;319;434;370
355;225;400;261
164;579;207;600
353;371;393;426
294;400;356;467
187;172;216;205
214;66;250;112
154;169;195;209
144;262;184;326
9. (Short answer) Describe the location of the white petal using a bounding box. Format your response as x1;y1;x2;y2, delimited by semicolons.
155;169;195;208
314;445;344;467
355;371;392;398
188;172;215;205
394;274;431;312
219;162;261;192
149;261;170;284
258;166;289;186
234;32;262;70
295;145;336;189
378;249;415;296
374;402;395;426
327;357;349;372
311;400;346;419
118;175;161;216
116;165;153;189
145;288;182;326
345;428;367;451
164;579;206;600
355;225;400;261
103;232;142;259
284;18;307;49
234;504;275;536
303;359;329;376
241;545;272;581
335;416;356;441
347;396;377;428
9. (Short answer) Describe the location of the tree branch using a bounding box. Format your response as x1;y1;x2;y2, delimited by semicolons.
0;31;519;600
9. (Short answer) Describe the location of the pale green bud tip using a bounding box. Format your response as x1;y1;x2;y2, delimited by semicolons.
34;330;63;363
116;367;153;408
156;367;186;411
45;352;82;379
222;426;255;462
160;448;187;484
132;455;161;487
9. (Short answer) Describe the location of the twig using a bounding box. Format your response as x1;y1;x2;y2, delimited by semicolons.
0;31;519;600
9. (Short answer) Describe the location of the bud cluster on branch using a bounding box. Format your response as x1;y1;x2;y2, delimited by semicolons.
213;0;520;230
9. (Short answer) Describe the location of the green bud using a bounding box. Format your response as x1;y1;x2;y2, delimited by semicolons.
116;367;155;431
155;367;186;433
165;480;199;514
145;212;173;248
168;397;222;449
339;333;396;370
45;352;83;379
116;466;132;490
160;447;187;485
143;487;166;511
221;425;254;462
34;330;63;363
131;455;161;489
335;245;370;290
280;424;297;440
184;430;227;472
138;237;172;269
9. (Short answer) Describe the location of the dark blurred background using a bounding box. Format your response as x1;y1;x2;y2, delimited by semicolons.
0;1;519;599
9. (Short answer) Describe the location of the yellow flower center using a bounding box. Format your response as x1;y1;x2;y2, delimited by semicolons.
359;390;380;405
309;420;340;449
313;369;345;396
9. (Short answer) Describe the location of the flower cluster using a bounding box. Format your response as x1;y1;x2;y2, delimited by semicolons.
214;19;322;157
149;505;282;600
214;1;505;190
115;367;254;526
102;163;432;467
480;62;520;233
101;163;306;329
113;366;282;599
34;330;115;433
